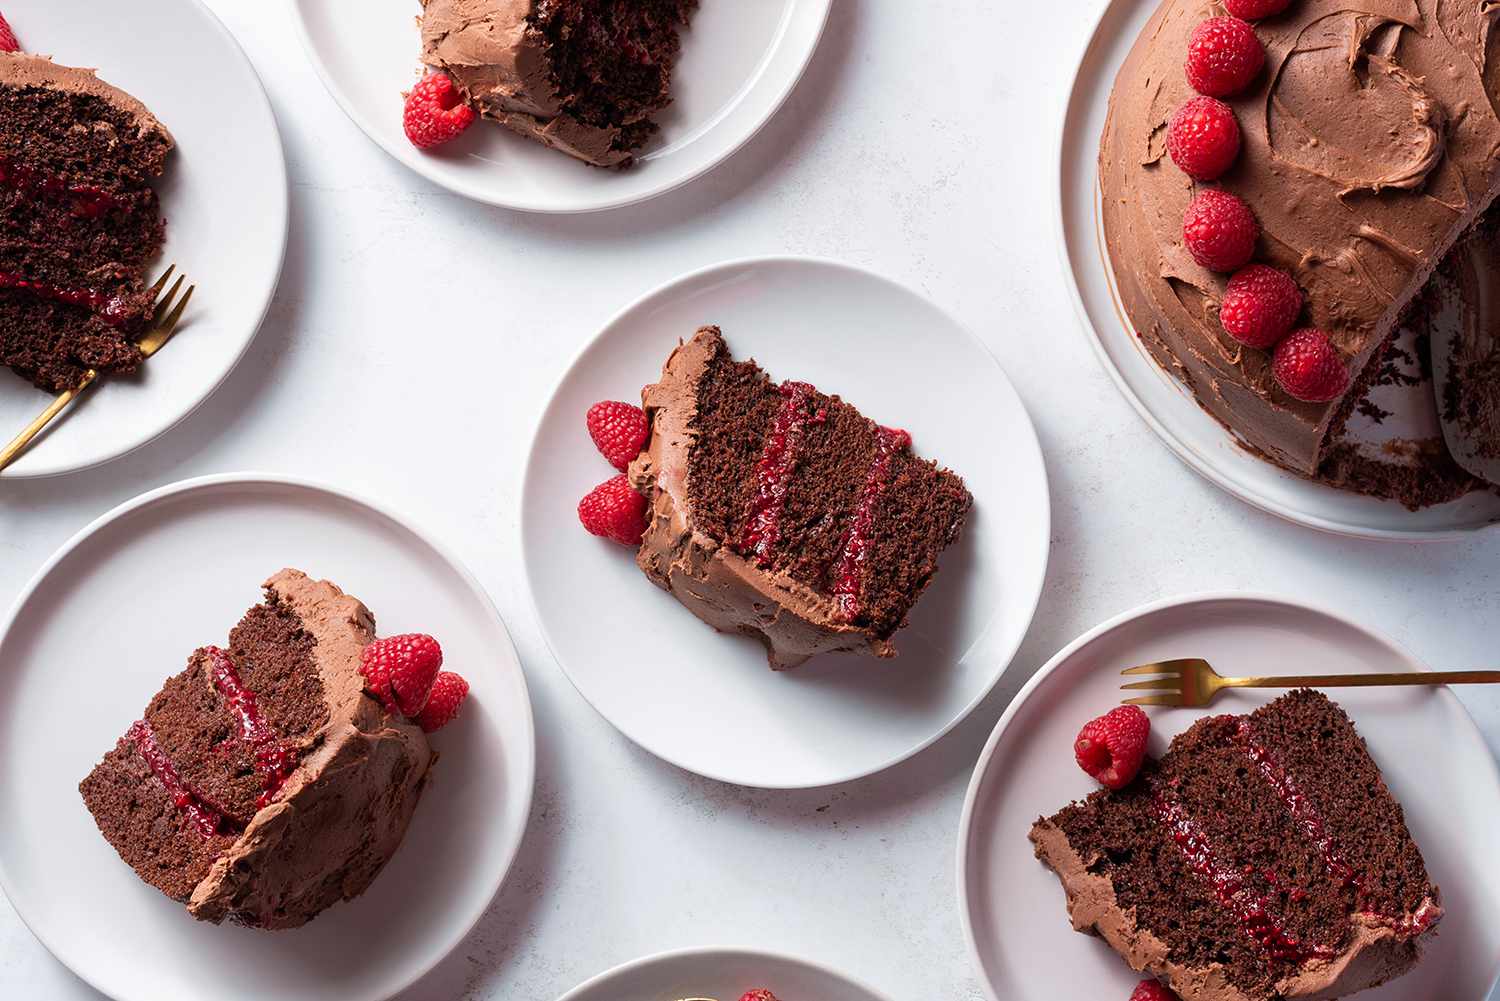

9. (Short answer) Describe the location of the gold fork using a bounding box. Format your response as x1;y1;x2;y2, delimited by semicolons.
1121;657;1500;708
0;266;194;472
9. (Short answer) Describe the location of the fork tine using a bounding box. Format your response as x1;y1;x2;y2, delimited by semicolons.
156;284;194;336
1120;658;1201;676
1121;678;1183;691
152;275;186;325
1122;694;1186;707
147;264;176;300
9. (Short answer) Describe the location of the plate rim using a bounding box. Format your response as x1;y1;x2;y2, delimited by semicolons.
518;253;1052;789
1;0;290;480
954;589;1500;1001
0;471;537;1001
1051;0;1499;542
288;0;833;214
552;944;898;1001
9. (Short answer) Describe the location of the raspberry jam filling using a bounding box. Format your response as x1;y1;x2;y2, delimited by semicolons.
0;272;131;327
127;719;227;839
738;380;820;566
203;646;298;808
830;425;911;621
0;156;120;218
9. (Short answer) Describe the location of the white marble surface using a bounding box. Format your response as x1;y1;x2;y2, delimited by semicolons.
1;1;1497;998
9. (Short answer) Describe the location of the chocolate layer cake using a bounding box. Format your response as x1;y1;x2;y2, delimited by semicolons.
628;327;973;669
0;53;172;392
1101;1;1500;480
79;570;433;930
419;0;697;168
1031;692;1440;1000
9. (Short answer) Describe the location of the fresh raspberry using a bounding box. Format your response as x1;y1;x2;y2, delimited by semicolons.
0;14;19;52
1166;97;1241;181
1185;16;1265;97
578;474;647;546
403;72;476;149
1074;705;1150;790
1130;980;1181;1001
738;992;781;1001
587;400;649;472
1182;189;1258;272
1272;328;1349;403
360;633;444;718
1219;264;1302;349
1223;0;1292;18
416;671;469;732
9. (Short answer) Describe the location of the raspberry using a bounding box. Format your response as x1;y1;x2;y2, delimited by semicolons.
578;474;647;546
1182;189;1258;272
587;400;649;472
360;634;444;718
1272;328;1349;403
1185;16;1265;97
1223;0;1292;18
1166;97;1241;181
1219;265;1302;349
1074;705;1150;790
403;72;476;149
0;14;19;52
738;993;781;1001
416;671;469;732
1130;980;1181;1001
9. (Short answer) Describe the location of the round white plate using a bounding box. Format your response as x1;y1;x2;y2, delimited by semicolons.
1056;0;1500;540
556;947;894;1001
0;0;287;478
958;593;1500;1001
522;257;1050;789
0;474;536;1001
292;0;830;213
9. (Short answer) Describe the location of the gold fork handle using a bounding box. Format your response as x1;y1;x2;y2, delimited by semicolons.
0;369;97;472
1223;670;1500;689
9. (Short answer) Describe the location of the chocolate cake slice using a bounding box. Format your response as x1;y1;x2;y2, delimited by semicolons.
79;570;433;930
1030;692;1440;1001
629;327;973;669
0;53;172;393
420;0;697;168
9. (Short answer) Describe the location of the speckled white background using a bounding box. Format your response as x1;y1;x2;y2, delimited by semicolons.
2;1;1497;998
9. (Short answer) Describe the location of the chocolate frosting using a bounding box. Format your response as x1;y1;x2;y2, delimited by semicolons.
418;0;630;167
1030;820;1437;1000
187;570;433;930
0;52;172;145
628;329;895;670
1101;0;1500;474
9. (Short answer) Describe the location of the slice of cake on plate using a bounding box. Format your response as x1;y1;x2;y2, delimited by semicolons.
625;326;973;669
0;52;172;392
1031;691;1440;1000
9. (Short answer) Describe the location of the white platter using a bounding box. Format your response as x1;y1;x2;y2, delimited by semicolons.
0;474;536;1001
521;256;1049;789
959;593;1500;1001
556;946;894;1001
1056;0;1500;539
0;0;287;478
292;0;830;213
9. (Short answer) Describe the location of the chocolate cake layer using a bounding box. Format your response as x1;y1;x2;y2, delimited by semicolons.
0;54;172;392
1030;692;1440;1001
630;327;972;667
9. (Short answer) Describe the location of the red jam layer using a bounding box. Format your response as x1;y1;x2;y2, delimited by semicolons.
831;425;911;621
0;272;131;327
0;157;119;218
738;380;820;566
127;719;226;839
203;646;298;808
1152;783;1338;963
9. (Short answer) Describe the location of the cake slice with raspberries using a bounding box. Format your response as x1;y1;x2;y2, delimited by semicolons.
1031;692;1441;1001
79;569;470;929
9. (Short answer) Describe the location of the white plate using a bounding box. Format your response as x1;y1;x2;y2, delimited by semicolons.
521;257;1050;788
0;0;287;478
556;946;894;1001
958;593;1500;1001
0;474;536;1001
1056;0;1500;540
292;0;830;213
